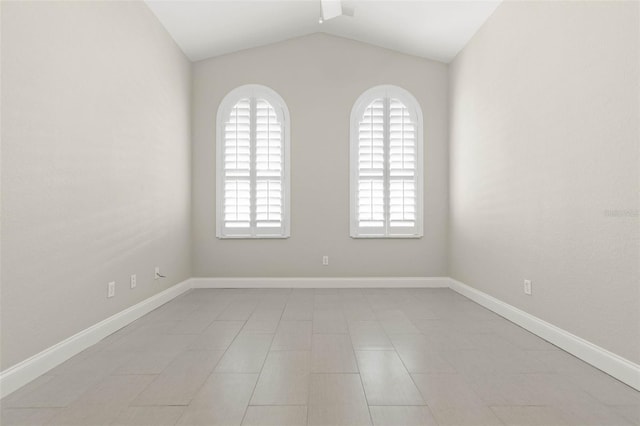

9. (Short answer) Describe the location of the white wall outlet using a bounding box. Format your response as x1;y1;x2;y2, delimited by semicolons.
322;255;329;266
130;274;137;289
107;281;115;298
524;279;532;295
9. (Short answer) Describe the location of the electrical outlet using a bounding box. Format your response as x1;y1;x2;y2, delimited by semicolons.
107;281;115;298
130;274;137;289
322;255;329;266
524;279;532;295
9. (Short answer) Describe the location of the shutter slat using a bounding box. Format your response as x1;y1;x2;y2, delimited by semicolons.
356;97;418;232
357;178;384;226
223;97;285;232
221;92;287;236
388;98;417;228
389;177;416;228
224;178;251;228
357;97;386;216
255;99;283;229
223;99;252;229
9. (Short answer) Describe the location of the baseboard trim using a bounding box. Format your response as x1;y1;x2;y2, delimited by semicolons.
448;278;640;391
190;276;451;289
3;276;638;398
0;279;192;399
0;276;446;398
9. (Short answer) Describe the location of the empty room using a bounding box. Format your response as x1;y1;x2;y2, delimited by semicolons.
1;0;638;425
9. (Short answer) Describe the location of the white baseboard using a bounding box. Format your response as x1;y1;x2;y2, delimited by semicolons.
3;276;638;399
449;278;640;391
0;276;445;399
190;276;451;289
0;279;192;399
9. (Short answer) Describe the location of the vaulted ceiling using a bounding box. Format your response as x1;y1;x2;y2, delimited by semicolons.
145;0;501;63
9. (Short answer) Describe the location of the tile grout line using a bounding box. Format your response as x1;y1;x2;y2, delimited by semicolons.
169;294;245;424
238;288;290;426
6;288;637;424
371;291;434;413
341;296;376;426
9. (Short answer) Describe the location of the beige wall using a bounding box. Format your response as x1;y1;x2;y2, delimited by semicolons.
1;1;192;369
5;0;636;376
449;1;640;363
192;34;449;278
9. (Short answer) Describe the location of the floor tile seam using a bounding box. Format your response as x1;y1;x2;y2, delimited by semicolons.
375;313;425;399
239;306;286;425
349;330;376;426
157;314;251;411
128;401;190;407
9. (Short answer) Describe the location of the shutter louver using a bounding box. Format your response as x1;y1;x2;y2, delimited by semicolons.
255;99;283;229
217;86;289;239
224;98;251;229
354;95;419;236
357;99;385;228
389;99;416;229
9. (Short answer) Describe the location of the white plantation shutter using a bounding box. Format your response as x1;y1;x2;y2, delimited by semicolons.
357;99;385;229
388;99;416;231
255;99;283;230
217;86;290;238
224;98;251;229
351;86;423;238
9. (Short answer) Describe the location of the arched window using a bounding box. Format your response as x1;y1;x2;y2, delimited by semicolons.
216;85;290;238
350;85;423;238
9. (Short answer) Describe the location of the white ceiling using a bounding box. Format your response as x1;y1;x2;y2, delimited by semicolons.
145;0;502;63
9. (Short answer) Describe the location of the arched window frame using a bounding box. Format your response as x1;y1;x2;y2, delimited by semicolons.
350;85;424;238
216;84;291;238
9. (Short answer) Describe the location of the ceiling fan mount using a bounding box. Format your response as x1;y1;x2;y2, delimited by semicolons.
318;0;354;24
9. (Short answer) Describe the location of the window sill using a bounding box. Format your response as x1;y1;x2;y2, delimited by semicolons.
350;234;423;239
217;235;290;240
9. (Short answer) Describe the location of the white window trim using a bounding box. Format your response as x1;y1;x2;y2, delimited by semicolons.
216;84;291;239
350;85;424;239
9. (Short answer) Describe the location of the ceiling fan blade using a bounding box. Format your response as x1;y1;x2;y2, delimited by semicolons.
320;0;343;21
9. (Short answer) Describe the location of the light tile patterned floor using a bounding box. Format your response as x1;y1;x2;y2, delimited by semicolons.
1;288;639;426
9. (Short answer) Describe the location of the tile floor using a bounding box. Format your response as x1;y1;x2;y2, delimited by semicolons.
1;288;639;426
